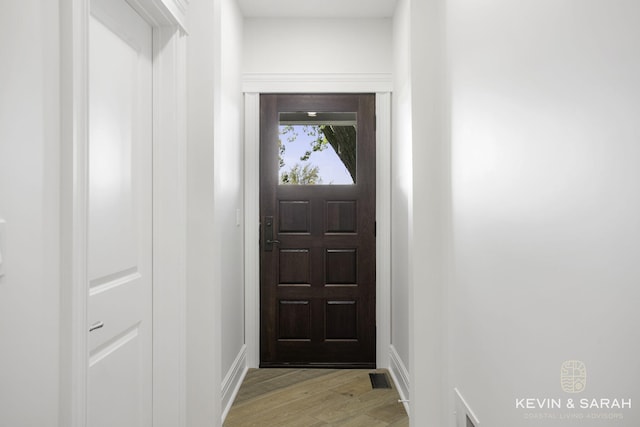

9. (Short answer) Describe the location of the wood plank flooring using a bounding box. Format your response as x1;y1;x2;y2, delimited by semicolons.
224;369;409;427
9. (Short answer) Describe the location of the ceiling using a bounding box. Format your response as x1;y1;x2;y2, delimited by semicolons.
237;0;398;18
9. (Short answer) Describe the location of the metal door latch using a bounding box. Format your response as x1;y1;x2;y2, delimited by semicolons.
89;321;104;332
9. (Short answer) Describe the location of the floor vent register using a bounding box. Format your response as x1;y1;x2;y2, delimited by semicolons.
368;372;392;389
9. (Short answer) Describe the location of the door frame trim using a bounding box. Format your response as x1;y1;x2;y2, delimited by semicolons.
243;73;393;93
60;1;187;426
243;75;392;369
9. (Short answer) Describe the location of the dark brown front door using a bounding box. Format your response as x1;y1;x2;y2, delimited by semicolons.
260;94;376;368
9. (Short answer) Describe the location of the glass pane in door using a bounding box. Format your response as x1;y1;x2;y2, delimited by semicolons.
278;112;357;185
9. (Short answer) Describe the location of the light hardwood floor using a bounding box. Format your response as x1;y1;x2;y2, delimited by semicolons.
224;369;409;427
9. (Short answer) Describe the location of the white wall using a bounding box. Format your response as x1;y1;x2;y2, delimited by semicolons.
406;0;448;425
0;1;61;426
187;0;245;425
186;0;222;425
390;0;412;400
217;0;246;408
243;18;392;74
449;0;640;425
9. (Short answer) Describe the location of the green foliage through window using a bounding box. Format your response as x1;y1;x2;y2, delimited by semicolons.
278;124;356;185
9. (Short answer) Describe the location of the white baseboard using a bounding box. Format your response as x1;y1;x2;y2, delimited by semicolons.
221;344;248;424
388;344;410;415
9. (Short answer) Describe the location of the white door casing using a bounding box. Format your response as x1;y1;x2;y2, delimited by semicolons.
88;0;152;425
242;76;392;369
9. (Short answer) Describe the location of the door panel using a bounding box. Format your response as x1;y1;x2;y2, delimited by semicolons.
88;0;153;425
260;94;376;367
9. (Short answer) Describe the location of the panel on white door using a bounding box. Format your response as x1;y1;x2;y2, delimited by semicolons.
88;0;152;426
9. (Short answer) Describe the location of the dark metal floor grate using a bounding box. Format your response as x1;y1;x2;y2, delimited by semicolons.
369;372;391;389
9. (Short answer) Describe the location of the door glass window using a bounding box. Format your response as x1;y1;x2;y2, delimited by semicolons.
278;112;356;185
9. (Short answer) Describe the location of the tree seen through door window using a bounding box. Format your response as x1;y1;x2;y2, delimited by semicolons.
278;114;356;185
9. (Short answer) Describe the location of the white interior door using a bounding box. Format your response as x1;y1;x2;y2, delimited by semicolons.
88;0;153;425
